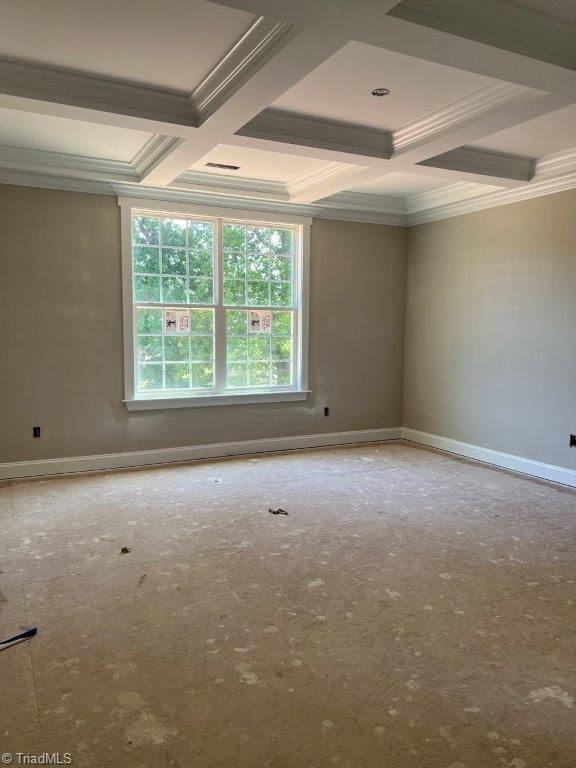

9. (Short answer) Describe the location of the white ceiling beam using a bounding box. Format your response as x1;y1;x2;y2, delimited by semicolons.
239;108;392;159
210;0;576;94
0;57;198;136
287;165;386;204
387;0;576;73
139;27;346;185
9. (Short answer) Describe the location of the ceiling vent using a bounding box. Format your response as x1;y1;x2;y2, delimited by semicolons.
205;162;240;171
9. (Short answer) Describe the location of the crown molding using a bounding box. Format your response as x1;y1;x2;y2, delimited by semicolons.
191;17;296;124
1;143;576;229
408;147;576;224
0;168;115;196
536;148;576;179
0;144;138;182
418;145;535;182
286;162;365;204
314;191;407;226
171;170;289;201
132;135;183;178
389;0;576;71
407;182;494;215
0;56;196;128
393;81;538;155
238;108;393;159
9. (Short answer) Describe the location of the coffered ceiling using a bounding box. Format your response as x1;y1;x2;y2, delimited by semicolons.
1;0;575;225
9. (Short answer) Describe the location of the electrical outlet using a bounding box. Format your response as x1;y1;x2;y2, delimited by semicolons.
324;407;330;417
32;426;41;439
570;434;576;447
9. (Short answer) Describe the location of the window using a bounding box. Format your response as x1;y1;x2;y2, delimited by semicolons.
120;199;310;409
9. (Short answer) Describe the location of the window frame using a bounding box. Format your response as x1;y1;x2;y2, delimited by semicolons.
119;197;310;410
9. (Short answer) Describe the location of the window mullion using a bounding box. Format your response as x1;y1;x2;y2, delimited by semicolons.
214;218;227;394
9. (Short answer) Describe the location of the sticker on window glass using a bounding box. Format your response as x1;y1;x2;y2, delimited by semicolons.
164;309;189;334
249;310;271;334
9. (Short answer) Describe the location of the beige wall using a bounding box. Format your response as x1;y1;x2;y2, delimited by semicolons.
404;190;576;470
0;185;407;463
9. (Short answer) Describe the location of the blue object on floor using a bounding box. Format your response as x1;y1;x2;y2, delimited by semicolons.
0;626;38;651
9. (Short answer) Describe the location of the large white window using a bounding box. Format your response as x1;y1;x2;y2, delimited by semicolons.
119;199;310;410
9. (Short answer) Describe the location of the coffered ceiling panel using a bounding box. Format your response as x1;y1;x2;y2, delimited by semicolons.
351;172;455;198
0;0;254;91
472;103;576;159
0;107;152;161
272;41;495;132
191;144;327;183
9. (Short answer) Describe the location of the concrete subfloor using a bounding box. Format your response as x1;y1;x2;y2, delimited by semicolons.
0;441;575;767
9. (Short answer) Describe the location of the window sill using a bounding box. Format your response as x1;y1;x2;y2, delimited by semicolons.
124;390;310;411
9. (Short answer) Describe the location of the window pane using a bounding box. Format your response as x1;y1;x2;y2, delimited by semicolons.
165;363;189;389
188;221;213;250
131;212;297;399
134;275;160;303
190;363;214;388
137;335;162;362
227;362;248;388
270;228;292;254
272;336;291;361
247;227;273;254
224;279;246;306
225;309;294;390
270;255;292;281
134;307;214;395
189;250;213;278
133;216;159;245
190;336;213;361
162;276;187;304
162;218;186;247
227;336;247;362
223;252;246;280
273;361;292;386
222;223;245;251
272;311;292;335
248;335;270;361
223;221;294;315
226;310;246;335
162;248;186;275
247;252;269;280
189;278;213;305
137;307;162;334
271;281;292;307
134;246;160;273
138;363;162;390
164;336;188;362
191;309;214;335
247;281;269;306
249;361;270;386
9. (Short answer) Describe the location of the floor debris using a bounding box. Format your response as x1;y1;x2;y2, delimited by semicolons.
1;626;38;652
120;546;131;554
268;508;289;516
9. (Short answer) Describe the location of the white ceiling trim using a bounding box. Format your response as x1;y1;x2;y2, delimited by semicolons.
191;17;296;123
238;109;393;160
2;144;576;228
407;146;576;224
132;135;183;179
0;56;196;134
418;146;535;183
389;0;576;72
393;81;537;154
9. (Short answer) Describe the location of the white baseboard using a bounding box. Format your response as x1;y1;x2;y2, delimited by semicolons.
0;427;403;480
402;427;576;488
4;426;575;487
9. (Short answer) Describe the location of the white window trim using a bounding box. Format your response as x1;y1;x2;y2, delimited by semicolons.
119;197;311;410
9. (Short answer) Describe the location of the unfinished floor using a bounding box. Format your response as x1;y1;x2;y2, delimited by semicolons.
1;442;575;767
